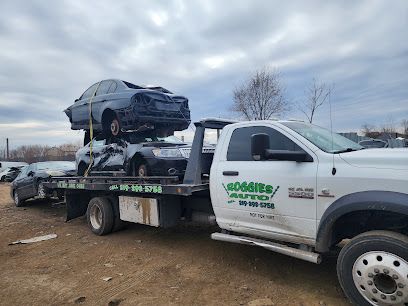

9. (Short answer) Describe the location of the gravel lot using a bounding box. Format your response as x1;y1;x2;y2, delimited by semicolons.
0;183;349;306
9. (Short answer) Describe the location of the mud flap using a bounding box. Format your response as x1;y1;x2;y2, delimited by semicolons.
65;190;90;222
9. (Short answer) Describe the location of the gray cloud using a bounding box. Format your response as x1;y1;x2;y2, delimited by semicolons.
0;0;407;149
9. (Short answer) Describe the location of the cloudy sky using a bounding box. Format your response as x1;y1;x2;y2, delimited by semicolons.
0;0;407;149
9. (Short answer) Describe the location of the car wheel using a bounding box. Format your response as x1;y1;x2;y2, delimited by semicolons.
37;182;47;199
337;230;408;306
110;118;120;136
86;197;114;235
132;163;148;177
103;113;121;138
14;190;24;207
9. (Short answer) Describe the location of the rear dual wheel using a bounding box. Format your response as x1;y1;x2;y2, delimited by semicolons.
337;231;408;305
87;197;114;236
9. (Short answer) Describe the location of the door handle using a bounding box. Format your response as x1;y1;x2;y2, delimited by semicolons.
223;171;239;176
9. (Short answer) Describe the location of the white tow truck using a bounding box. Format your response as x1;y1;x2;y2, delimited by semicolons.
43;118;408;306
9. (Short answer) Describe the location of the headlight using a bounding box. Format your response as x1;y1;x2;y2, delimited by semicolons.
152;148;183;158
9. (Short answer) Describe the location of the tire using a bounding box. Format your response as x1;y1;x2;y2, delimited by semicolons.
14;190;24;207
108;196;127;232
86;197;114;235
37;181;47;199
337;230;408;306
103;113;121;138
132;163;148;177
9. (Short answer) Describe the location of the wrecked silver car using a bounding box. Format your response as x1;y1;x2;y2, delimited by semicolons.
75;134;215;179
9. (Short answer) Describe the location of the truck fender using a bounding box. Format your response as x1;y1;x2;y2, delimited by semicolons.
315;191;408;252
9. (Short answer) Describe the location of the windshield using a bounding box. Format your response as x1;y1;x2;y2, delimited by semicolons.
281;122;364;153
36;161;76;170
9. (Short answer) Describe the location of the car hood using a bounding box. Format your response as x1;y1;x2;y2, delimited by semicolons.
340;148;408;170
38;169;77;177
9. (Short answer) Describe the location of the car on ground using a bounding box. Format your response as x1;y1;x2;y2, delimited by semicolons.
75;134;214;178
0;166;24;182
358;138;388;148
0;161;27;173
64;79;191;143
11;161;76;206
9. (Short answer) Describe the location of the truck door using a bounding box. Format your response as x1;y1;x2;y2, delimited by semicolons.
213;124;318;244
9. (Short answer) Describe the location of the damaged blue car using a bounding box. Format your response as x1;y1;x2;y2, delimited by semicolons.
64;79;191;143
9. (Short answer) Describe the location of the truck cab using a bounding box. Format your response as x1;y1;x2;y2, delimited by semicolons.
211;119;408;250
210;119;408;306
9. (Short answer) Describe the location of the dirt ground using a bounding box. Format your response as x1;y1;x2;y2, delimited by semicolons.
0;183;349;306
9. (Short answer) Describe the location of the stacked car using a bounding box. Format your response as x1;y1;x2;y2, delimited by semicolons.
64;79;208;178
64;79;191;144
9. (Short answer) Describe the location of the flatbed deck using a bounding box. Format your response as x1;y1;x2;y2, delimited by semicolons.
43;175;209;196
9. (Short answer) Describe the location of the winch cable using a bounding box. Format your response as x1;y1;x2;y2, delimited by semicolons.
84;82;101;177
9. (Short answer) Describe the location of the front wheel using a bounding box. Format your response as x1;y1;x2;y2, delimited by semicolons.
14;190;24;207
37;182;47;199
337;230;408;306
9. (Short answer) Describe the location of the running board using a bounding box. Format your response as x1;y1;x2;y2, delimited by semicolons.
211;232;322;264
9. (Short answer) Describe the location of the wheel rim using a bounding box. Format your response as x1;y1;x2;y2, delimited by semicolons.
138;165;146;177
14;192;18;205
90;205;103;230
352;251;408;305
110;119;120;136
38;184;45;198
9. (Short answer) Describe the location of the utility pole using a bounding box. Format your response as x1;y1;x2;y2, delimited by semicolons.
6;138;9;160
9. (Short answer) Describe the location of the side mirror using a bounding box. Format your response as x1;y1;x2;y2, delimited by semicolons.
265;150;313;162
251;133;270;160
75;98;79;102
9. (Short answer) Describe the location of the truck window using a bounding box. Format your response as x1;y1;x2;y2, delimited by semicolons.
227;126;301;161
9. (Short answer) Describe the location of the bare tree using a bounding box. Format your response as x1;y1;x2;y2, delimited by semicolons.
381;117;397;135
232;67;288;120
8;142;81;163
361;123;379;138
401;119;408;136
299;78;332;123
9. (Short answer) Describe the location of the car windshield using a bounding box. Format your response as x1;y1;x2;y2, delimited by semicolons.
36;161;76;170
281;121;364;153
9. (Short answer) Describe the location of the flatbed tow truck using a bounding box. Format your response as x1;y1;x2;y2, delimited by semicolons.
43;118;408;306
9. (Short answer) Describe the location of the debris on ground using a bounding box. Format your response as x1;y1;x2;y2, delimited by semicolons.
9;233;57;245
108;298;124;306
102;277;112;282
248;298;275;306
104;263;114;268
74;296;86;304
